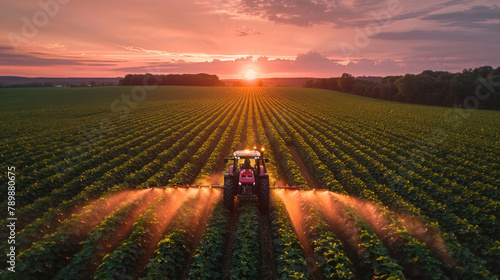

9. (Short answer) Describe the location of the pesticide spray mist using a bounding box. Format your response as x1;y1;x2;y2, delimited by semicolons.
70;186;221;274
273;189;453;265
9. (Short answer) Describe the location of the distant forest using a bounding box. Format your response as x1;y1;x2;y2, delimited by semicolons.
119;73;224;86
0;77;120;88
2;67;499;110
305;66;500;110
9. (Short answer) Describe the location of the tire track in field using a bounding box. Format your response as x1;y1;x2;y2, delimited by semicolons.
271;90;500;258
222;201;239;279
287;144;318;188
187;90;246;185
238;96;249;149
257;90;317;189
252;90;290;186
264;90;494;278
0;96;235;257
250;89;259;145
260;211;277;280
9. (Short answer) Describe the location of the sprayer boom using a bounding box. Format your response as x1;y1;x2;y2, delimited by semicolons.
158;147;302;213
164;185;301;190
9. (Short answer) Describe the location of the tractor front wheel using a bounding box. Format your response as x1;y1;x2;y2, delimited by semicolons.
223;174;235;211
258;175;270;213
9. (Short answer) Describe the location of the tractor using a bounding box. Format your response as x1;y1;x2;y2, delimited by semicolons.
223;147;270;213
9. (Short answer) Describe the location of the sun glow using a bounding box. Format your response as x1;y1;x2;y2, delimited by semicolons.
244;69;257;80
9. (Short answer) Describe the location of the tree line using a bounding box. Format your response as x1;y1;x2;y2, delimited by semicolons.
119;73;225;86
305;66;500;110
0;81;116;88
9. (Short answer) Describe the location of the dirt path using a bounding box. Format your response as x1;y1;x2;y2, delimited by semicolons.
287;144;319;188
251;92;259;145
252;94;288;186
240;113;248;149
260;212;277;280
222;201;239;279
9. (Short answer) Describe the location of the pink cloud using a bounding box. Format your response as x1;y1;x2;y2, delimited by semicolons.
0;0;498;77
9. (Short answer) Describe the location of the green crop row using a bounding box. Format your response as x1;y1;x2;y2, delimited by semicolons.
229;203;261;279
312;230;356;279
92;191;175;279
188;203;231;279
264;89;497;277
255;95;306;187
140;229;189;280
270;197;309;279
53;191;157;280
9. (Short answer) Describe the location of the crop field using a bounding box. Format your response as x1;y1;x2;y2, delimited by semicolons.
0;86;499;279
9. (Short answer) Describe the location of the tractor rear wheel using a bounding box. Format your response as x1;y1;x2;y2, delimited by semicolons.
258;175;270;213
223;174;235;211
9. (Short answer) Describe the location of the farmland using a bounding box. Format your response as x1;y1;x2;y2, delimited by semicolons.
0;86;499;279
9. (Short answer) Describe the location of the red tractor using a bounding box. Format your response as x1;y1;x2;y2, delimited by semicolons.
223;147;270;212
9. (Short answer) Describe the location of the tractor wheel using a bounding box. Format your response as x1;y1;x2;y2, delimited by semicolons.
258;175;270;213
223;175;235;211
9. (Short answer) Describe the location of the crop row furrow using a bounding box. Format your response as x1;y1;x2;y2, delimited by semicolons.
274;92;499;244
254;89;306;186
0;96;236;256
0;99;225;235
0;103;201;201
140;92;244;187
265;92;496;277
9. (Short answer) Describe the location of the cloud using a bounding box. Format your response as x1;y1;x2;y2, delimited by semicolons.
296;51;330;62
20;42;67;50
0;47;120;67
86;63;119;67
212;0;487;28
111;51;455;78
204;0;500;32
1;1;497;78
233;0;376;27
375;30;484;41
231;27;261;36
122;46;184;57
389;0;473;21
196;0;384;27
0;53;82;66
0;45;13;51
121;45;254;62
421;5;500;23
418;5;500;32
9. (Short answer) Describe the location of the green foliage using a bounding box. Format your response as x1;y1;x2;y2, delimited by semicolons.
188;203;230;279
0;86;498;279
306;66;500;109
271;198;309;279
353;218;406;280
256;96;307;186
229;203;261;279
313;231;356;280
119;73;224;86
92;193;173;280
140;229;188;280
92;221;149;279
395;74;436;103
54;198;146;280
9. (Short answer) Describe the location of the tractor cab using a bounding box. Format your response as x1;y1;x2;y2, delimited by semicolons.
223;147;270;212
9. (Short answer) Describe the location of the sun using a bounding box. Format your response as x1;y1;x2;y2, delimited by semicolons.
244;69;257;80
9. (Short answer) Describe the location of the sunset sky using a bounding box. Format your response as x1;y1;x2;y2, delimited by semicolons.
1;0;499;78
